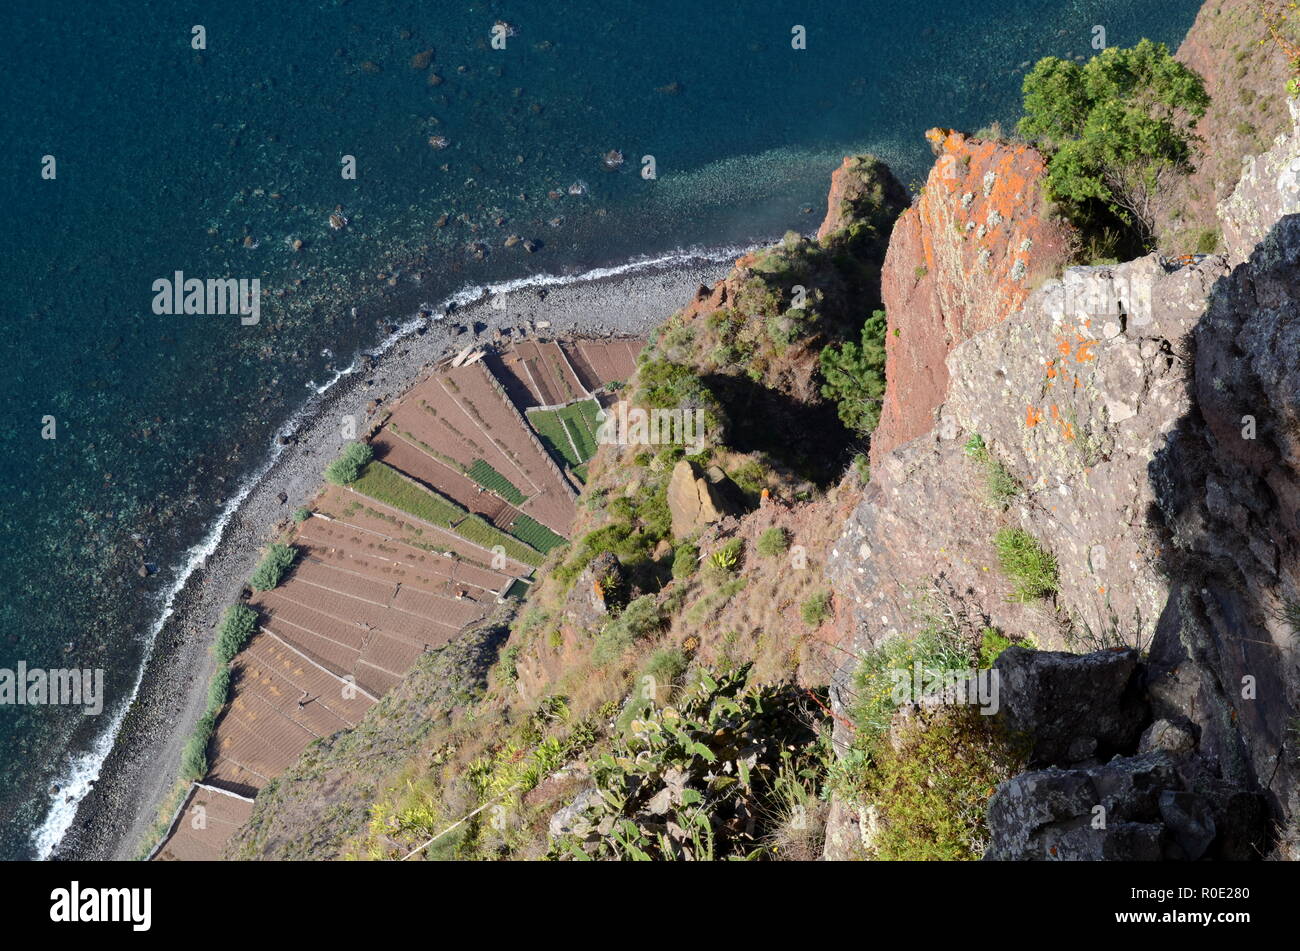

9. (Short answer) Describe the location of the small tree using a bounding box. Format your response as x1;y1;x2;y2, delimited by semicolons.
325;441;373;485
819;309;887;435
1018;39;1209;246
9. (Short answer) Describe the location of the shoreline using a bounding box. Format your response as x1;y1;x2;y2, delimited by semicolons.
48;251;738;862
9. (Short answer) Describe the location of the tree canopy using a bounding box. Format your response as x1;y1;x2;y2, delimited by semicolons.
1018;39;1209;245
819;309;887;435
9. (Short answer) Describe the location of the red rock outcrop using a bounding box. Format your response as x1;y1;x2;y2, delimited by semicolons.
817;154;910;242
869;129;1075;466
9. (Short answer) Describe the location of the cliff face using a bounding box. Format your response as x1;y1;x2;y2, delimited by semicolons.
828;102;1300;858
1157;0;1296;250
870;130;1075;465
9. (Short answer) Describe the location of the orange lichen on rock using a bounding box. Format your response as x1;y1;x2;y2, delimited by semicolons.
871;129;1076;465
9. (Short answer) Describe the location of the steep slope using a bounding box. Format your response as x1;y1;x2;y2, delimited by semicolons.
223;156;908;861
1156;0;1298;250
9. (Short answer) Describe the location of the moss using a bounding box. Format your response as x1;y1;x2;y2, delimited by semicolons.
868;707;1025;860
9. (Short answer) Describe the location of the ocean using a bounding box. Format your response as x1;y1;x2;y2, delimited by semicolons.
0;0;1202;859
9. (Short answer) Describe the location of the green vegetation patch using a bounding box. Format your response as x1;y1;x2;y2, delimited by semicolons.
528;399;602;468
507;513;566;554
820;309;887;435
867;706;1025;860
215;603;259;664
1018;39;1210;247
250;542;296;592
993;528;1059;602
455;514;543;568
325;441;373;485
801;590;832;627
468;458;526;504
757;526;790;557
592;594;664;667
552;665;827;861
351;461;542;566
351;461;467;529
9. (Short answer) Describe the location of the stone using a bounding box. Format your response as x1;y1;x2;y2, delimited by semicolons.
1138;718;1197;755
666;459;739;539
1158;790;1216;860
993;647;1148;767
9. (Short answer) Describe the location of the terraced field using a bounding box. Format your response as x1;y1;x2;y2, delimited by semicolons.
152;338;641;861
492;340;587;407
562;338;642;391
528;399;602;469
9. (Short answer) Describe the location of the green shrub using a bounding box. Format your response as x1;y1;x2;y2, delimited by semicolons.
646;645;689;684
325;441;373;485
672;543;699;580
867;706;1025;860
1017;40;1209;245
801;590;832;627
819;309;887;435
292;507;311;523
993;528;1059;602
592;595;663;667
757;526;790;557
977;627;1026;668
180;712;217;781
250;542;296;592
207;665;232;709
215;603;259;663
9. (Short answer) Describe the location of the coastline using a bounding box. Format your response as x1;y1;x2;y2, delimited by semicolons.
49;251;739;862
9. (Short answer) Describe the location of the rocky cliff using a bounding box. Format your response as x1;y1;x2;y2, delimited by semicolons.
1157;0;1298;250
826;98;1300;860
223;6;1300;863
870;129;1075;464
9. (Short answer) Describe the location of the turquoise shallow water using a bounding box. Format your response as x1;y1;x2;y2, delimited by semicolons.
0;0;1202;858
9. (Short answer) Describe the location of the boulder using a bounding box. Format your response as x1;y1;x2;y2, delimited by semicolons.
667;459;739;539
560;551;624;637
993;647;1148;767
985;751;1269;861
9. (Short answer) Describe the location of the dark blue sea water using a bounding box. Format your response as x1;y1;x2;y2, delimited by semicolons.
0;0;1202;858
